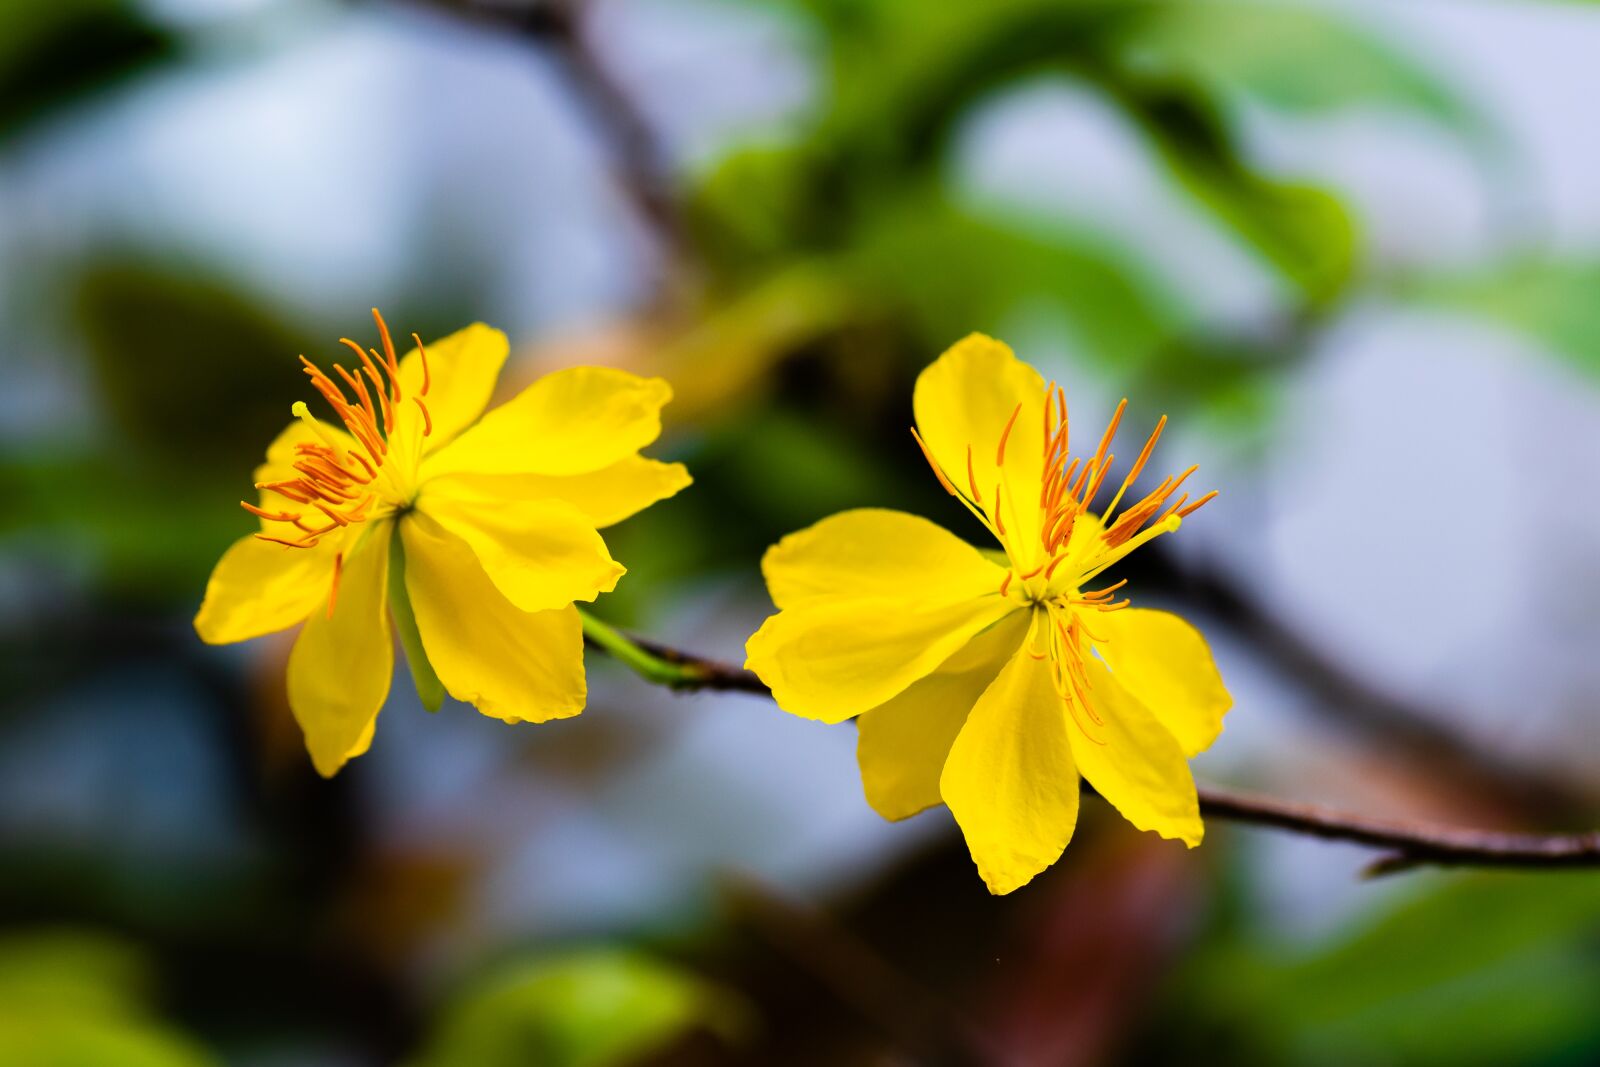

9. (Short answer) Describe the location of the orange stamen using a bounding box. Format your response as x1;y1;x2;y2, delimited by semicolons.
1082;452;1115;511
412;332;431;396
1156;493;1189;525
371;308;402;401
360;363;394;434
995;402;1023;466
240;501;301;522
334;362;379;428
911;427;958;496
1089;398;1127;473
256;481;313;504
1080;578;1128;601
1041;381;1055;445
341;337;395;435
327;552;344;618
312;501;351;526
1045;552;1070;580
1102;415;1165;521
256;533;317;549
1049;507;1077;554
1070;456;1096;502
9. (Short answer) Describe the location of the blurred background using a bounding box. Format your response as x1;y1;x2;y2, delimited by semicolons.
3;0;1600;1063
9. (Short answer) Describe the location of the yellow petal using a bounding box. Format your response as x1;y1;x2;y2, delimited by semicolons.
286;522;394;777
397;322;509;449
424;457;692;530
416;475;626;613
913;334;1049;567
423;366;672;480
400;510;586;724
856;610;1029;821
746;595;1018;724
939;621;1081;895
762;508;1007;611
1092;608;1231;757
1071;658;1203;846
194;534;340;644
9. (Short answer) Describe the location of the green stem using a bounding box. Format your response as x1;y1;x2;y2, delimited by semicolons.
389;524;446;711
578;608;709;688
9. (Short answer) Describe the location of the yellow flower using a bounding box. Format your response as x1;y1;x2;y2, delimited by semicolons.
745;335;1230;894
195;310;690;776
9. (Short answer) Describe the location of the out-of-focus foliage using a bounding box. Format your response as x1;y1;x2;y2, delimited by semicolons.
1110;2;1477;127
1399;258;1600;378
0;930;216;1067
70;257;305;463
409;949;749;1067
681;0;1487;434
0;0;172;136
1161;873;1600;1066
2;259;314;596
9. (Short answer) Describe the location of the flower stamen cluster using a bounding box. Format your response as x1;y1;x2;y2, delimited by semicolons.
244;309;433;559
913;381;1217;743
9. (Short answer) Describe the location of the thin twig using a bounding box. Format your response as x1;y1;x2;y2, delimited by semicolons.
1142;547;1589;818
1192;784;1600;876
581;618;1600;874
414;0;685;252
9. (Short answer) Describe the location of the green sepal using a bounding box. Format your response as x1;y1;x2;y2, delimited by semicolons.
388;521;446;712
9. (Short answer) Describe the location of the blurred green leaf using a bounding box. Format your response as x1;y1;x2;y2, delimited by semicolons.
720;0;1365;314
410;949;749;1067
849;190;1185;368
1112;83;1358;307
1;256;331;600
709;405;893;530
0;449;246;597
0;930;152;1016
1112;2;1477;128
1168;873;1600;1067
0;930;217;1067
1397;258;1600;377
0;0;173;136
71;256;311;467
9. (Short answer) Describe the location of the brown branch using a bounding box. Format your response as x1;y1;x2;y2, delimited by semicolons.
1192;784;1600;876
631;632;769;693
410;0;686;253
588;630;1600;874
1141;547;1591;820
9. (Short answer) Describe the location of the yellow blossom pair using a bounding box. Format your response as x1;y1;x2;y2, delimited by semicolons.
197;316;1227;895
745;335;1230;894
195;311;689;775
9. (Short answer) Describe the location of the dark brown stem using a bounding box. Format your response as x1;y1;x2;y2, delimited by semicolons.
1191;784;1600;874
586;628;1600;874
631;633;769;693
413;0;685;252
1142;548;1589;818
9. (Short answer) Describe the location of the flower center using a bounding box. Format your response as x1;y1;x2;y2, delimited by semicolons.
241;309;435;609
913;379;1218;740
914;382;1216;605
